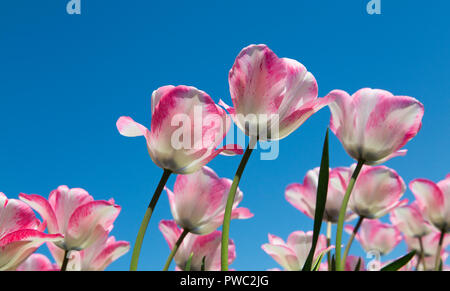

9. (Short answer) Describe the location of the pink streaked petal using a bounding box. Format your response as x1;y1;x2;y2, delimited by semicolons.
230;207;254;220
19;193;59;234
151;85;175;115
116;116;149;137
0;230;63;271
0;197;41;238
17;253;58;271
229;44;287;116
261;243;299;271
367;149;408;165
65;201;120;250
90;240;130;271
268;233;285;245
49;186;94;234
410;178;446;229
159;220;182;250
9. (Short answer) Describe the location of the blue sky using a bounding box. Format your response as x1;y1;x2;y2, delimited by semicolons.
1;1;449;270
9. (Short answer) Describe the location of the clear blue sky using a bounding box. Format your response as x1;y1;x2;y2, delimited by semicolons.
1;1;449;270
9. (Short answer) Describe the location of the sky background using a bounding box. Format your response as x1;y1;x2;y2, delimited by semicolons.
1;0;449;270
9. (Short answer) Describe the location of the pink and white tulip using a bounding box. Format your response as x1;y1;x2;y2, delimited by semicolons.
345;219;402;255
220;44;331;140
0;193;63;271
390;201;432;238
410;175;450;232
286;166;357;223
349;165;407;219
327;88;424;164
165;166;253;235
117;85;242;174
404;231;450;257
319;255;364;271
47;228;130;271
19;186;121;251
16;254;58;271
159;220;236;271
261;231;332;271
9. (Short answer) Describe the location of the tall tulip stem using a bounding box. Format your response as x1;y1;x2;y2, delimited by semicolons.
342;216;364;267
163;229;189;271
434;229;446;271
335;159;364;271
326;222;332;270
221;137;257;271
60;250;70;271
130;169;172;271
417;237;426;271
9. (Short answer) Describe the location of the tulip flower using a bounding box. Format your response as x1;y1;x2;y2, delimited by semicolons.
117;85;242;270
319;255;364;271
117;85;242;175
404;230;450;270
17;254;58;271
327;88;424;165
327;88;424;269
19;186;121;270
262;231;332;271
410;175;450;233
47;228;130;271
345;219;402;256
165;166;253;235
410;175;450;270
0;192;63;271
221;44;330;141
349;165;407;219
159;220;235;271
285;166;356;223
390;201;432;238
220;44;331;270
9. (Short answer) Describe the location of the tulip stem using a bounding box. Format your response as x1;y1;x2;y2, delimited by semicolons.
326;222;332;270
342;216;364;267
417;237;426;271
221;136;257;271
130;169;172;271
434;229;445;271
60;250;70;271
163;229;189;271
335;159;364;271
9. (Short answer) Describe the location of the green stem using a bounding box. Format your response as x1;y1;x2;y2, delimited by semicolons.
434;229;445;271
342;216;364;268
221;137;257;271
418;236;426;271
335;159;364;271
60;250;70;271
163;229;189;271
129;169;172;271
326;222;332;271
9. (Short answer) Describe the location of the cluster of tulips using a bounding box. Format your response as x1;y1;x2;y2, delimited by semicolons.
1;44;448;271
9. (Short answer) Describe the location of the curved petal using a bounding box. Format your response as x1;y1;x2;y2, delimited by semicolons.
19;193;59;234
0;197;41;237
17;253;58;271
410;178;446;229
349;165;406;219
116;116;149;137
0;230;63;271
262;243;300;271
89;239;130;271
65;201;120;250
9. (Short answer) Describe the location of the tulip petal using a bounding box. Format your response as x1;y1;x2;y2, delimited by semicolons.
65;201;120;250
19;193;59;234
116;116;149;137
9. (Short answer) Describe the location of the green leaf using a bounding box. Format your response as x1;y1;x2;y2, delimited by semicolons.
302;129;329;271
354;257;362;271
331;255;336;271
185;252;194;271
312;253;325;271
381;251;416;271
